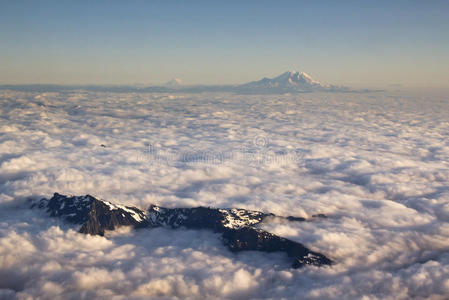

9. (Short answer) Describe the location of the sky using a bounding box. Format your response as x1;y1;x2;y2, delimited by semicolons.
0;0;448;88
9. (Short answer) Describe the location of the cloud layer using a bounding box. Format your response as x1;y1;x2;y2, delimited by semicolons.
1;89;449;299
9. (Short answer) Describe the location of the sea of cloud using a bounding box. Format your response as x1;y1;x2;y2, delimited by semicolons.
0;89;449;299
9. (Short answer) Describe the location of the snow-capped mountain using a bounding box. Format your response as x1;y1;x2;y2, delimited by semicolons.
237;71;346;93
31;193;149;235
165;78;183;87
31;193;332;268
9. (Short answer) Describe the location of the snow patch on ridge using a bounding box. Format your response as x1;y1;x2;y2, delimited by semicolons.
102;200;147;222
219;208;267;229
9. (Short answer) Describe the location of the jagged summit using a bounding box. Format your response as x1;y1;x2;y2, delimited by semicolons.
32;193;148;235
31;193;332;268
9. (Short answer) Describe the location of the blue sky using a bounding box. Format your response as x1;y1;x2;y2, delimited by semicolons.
0;0;448;87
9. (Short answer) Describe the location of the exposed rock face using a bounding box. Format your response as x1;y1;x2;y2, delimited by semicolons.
221;227;330;267
147;205;272;230
32;193;148;235
32;193;332;268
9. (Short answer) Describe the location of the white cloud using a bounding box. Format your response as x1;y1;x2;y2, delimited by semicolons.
1;89;449;298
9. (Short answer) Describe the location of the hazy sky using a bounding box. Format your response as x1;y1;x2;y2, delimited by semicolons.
1;0;448;88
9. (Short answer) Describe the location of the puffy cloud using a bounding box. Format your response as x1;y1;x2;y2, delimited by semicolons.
1;90;449;298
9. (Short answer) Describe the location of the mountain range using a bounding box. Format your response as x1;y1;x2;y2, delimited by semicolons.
31;193;332;269
0;71;350;94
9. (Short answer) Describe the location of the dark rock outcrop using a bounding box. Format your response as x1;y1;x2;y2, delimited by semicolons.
32;193;332;268
221;227;331;267
32;193;148;235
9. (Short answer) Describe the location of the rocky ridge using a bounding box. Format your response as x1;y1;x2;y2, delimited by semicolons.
31;193;332;268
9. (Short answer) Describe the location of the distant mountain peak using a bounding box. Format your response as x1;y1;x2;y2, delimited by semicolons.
274;71;325;86
236;70;346;93
165;78;183;87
